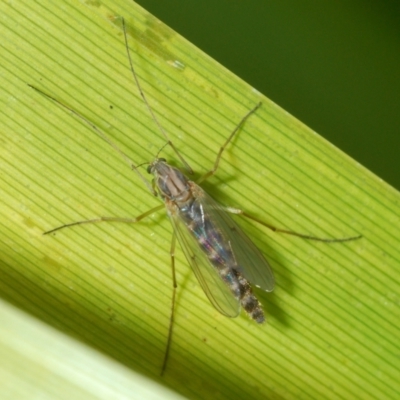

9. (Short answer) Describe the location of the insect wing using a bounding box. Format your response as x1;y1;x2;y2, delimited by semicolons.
168;205;240;318
192;184;275;292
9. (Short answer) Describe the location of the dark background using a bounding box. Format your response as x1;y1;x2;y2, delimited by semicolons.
135;0;400;190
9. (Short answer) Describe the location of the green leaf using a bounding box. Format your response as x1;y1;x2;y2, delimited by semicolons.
0;298;184;399
1;1;399;399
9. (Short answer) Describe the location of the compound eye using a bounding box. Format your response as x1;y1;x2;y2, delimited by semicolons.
158;158;167;163
146;165;152;174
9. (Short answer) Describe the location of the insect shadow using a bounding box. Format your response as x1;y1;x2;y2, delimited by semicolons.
28;17;361;375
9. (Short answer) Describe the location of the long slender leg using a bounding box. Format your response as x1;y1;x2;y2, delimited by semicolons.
44;204;164;235
225;206;362;242
161;232;177;376
197;102;262;184
28;84;156;196
121;17;193;175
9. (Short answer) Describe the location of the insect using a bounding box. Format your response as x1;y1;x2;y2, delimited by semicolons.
29;17;361;374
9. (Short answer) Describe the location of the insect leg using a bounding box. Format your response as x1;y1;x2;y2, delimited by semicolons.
120;17;193;175
28;84;156;195
161;231;177;376
197;102;262;184
44;204;164;235
225;206;361;242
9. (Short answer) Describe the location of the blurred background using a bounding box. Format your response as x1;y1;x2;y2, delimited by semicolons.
135;0;400;191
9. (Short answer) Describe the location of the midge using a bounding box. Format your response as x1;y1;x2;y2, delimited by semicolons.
29;18;361;374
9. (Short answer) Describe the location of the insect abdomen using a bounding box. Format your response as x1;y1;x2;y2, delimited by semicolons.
183;199;265;323
235;270;265;323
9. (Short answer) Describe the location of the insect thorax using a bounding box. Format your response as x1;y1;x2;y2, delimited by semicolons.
152;160;192;203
